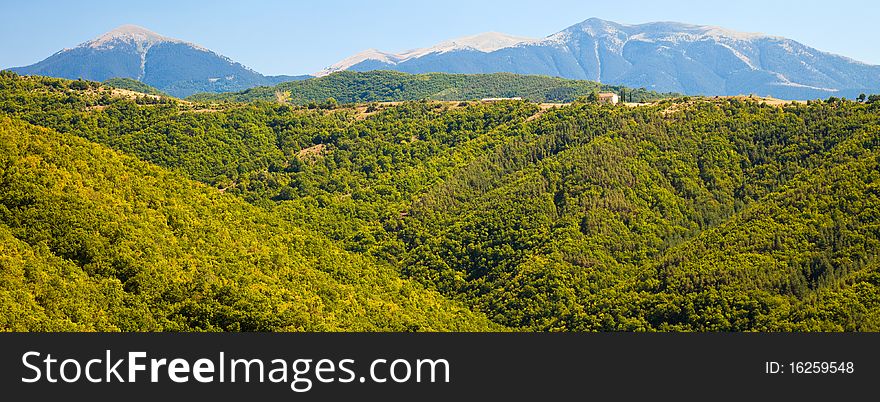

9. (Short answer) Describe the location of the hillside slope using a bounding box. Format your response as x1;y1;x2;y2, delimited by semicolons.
0;116;496;331
396;100;880;330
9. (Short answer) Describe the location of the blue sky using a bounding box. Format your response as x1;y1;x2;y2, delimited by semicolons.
1;0;876;75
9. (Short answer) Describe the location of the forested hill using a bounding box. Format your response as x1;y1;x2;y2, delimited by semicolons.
2;71;879;332
187;70;675;104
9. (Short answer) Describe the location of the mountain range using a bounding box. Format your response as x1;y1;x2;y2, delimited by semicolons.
8;25;308;97
7;19;880;99
322;18;880;99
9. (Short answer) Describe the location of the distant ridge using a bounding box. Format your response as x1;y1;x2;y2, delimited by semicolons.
322;18;880;99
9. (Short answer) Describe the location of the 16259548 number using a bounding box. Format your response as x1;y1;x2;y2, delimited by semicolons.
788;361;854;374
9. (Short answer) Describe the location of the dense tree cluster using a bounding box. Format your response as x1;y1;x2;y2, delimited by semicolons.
188;70;675;104
1;71;878;331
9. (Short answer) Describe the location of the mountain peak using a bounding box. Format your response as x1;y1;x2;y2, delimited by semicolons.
578;17;619;27
567;18;623;32
106;24;162;37
634;21;772;41
316;31;533;77
327;48;398;72
83;25;184;50
557;18;772;42
425;32;534;54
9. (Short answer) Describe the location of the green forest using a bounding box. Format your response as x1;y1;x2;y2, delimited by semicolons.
1;70;878;331
188;70;675;104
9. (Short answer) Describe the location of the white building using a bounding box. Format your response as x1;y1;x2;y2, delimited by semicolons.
598;92;620;104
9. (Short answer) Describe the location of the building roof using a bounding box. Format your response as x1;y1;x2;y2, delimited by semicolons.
481;97;523;101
